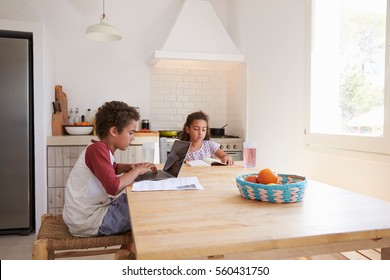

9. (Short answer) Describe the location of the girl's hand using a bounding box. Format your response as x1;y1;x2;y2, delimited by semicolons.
221;155;234;166
215;148;234;166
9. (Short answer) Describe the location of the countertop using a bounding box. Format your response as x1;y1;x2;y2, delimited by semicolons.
47;131;160;146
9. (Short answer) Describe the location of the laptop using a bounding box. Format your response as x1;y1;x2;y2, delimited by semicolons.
135;140;191;181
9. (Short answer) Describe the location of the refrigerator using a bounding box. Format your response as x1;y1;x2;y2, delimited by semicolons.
0;30;35;235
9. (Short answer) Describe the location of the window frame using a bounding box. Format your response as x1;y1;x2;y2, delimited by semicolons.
305;0;390;155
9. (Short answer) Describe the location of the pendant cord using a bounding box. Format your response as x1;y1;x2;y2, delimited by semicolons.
102;0;106;20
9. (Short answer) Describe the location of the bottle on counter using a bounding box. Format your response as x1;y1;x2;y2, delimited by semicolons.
74;108;80;124
68;108;75;125
86;108;94;124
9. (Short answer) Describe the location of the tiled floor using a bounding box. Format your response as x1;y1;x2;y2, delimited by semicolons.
0;233;114;260
0;233;37;260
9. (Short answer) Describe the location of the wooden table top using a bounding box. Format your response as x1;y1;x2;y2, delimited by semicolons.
126;162;390;260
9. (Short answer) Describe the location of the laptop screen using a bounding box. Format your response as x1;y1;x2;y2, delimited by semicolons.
163;140;191;177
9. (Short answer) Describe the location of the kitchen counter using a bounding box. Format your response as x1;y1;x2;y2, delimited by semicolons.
47;131;159;146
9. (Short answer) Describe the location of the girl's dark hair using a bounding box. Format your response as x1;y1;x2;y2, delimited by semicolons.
95;101;140;139
179;110;210;141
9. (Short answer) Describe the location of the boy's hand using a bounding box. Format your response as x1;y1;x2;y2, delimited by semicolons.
135;162;157;174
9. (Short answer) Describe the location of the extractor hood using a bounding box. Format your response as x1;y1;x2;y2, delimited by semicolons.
150;0;244;68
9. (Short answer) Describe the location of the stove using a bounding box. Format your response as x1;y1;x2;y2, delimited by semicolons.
209;134;240;139
211;137;243;161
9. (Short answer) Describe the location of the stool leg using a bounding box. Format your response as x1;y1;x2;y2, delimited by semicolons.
114;249;131;260
32;239;49;260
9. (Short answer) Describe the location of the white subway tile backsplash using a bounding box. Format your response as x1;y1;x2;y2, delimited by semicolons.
164;81;177;88
177;82;190;88
183;89;196;95
190;69;202;75
196;75;209;82
177;95;190;102
163;107;177;114
158;74;171;81
183;76;196;82
201;82;214;89
163;94;177;101
150;67;228;130
177;68;190;75
172;75;184;82
171;88;184;95
183;102;196;109
189;95;203;102
189;82;202;89
157;88;171;94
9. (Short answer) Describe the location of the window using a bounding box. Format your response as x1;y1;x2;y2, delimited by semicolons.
307;0;390;154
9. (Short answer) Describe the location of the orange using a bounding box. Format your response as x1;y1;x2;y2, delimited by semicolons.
257;168;279;184
245;175;258;183
75;122;91;126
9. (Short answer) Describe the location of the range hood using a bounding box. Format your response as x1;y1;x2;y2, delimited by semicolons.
150;0;244;68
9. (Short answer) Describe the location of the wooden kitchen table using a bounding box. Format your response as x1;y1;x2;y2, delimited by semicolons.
125;163;390;260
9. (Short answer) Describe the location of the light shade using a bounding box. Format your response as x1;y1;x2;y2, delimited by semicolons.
85;18;122;42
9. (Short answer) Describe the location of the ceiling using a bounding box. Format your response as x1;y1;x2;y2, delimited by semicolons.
0;0;181;45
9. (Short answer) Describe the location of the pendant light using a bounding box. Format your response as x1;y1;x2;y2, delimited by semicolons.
85;0;122;42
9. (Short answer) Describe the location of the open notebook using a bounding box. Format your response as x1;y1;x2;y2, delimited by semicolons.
135;140;191;181
186;158;227;167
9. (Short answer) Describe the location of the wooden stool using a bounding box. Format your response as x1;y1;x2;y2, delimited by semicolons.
32;214;133;260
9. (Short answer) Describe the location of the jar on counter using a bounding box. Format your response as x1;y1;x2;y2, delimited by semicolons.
135;107;142;131
141;119;150;130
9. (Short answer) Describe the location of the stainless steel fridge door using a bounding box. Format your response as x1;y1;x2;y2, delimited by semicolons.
0;35;34;233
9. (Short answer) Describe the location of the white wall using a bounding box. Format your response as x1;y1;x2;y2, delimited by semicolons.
229;0;390;202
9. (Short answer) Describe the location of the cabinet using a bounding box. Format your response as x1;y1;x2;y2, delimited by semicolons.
114;145;143;164
46;144;143;214
47;146;85;215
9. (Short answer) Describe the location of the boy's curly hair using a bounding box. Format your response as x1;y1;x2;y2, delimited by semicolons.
95;101;140;139
179;110;211;141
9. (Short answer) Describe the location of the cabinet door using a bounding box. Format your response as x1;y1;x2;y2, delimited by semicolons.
47;146;85;214
114;145;142;163
114;149;128;163
128;145;142;163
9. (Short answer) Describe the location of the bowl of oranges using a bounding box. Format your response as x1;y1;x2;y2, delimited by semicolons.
236;168;307;203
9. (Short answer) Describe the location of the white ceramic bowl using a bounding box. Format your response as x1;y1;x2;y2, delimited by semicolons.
64;125;94;135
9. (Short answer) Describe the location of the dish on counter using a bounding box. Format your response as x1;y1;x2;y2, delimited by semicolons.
63;125;94;135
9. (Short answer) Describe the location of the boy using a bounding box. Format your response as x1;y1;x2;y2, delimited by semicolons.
63;101;157;237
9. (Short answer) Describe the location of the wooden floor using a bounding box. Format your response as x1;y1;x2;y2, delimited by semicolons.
297;248;381;260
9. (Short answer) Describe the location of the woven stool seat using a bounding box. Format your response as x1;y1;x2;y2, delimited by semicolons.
32;214;133;260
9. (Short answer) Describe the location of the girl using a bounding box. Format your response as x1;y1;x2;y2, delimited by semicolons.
180;111;234;165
